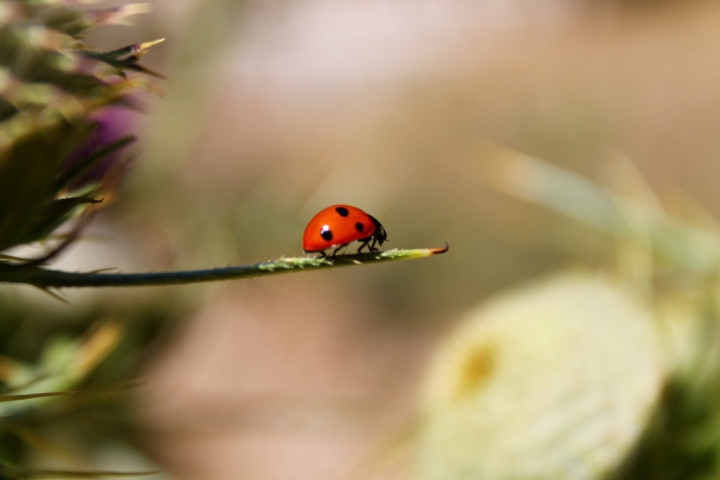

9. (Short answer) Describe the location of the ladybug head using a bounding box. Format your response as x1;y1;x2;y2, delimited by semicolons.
369;215;388;246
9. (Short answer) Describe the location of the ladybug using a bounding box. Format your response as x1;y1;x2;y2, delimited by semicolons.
303;205;388;257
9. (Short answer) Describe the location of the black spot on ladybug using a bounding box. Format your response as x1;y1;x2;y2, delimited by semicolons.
335;207;349;217
355;222;365;232
320;225;333;241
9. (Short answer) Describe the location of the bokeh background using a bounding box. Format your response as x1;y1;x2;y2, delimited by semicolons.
5;0;720;479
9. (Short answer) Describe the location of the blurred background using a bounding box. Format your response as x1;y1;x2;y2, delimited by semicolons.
5;0;720;479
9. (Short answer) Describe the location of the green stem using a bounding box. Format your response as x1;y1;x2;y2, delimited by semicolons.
0;246;448;289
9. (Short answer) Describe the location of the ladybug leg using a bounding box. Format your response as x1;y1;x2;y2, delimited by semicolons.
331;244;349;257
357;238;371;256
316;250;327;259
368;236;379;253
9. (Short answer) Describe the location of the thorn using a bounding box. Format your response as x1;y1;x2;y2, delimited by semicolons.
37;287;69;304
85;267;118;274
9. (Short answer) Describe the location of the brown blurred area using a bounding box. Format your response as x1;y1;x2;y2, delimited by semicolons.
53;0;720;478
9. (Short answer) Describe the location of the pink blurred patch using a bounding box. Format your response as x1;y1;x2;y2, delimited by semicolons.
63;105;139;190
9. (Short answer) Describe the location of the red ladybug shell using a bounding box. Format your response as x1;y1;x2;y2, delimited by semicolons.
303;204;387;254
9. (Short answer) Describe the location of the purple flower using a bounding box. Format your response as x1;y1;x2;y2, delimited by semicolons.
62;105;138;190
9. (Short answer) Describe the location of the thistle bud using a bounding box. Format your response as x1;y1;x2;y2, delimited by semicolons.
416;273;666;480
0;0;160;257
